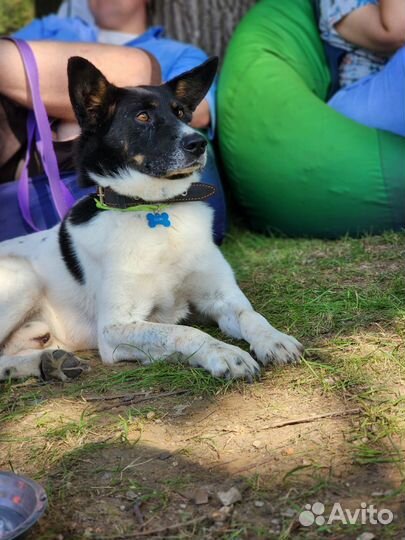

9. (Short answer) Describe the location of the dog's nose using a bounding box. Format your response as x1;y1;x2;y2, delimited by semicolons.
182;133;207;157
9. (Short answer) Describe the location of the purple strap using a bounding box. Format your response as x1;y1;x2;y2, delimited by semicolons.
5;38;75;230
17;112;37;230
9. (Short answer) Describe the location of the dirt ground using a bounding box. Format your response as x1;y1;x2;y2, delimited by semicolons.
1;361;403;540
2;231;405;539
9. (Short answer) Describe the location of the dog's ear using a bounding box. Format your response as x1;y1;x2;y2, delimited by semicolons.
68;56;116;130
166;57;218;111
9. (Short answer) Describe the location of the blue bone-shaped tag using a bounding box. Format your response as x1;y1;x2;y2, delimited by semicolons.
146;212;171;228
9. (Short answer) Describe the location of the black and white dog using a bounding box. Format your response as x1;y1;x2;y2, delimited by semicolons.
0;56;303;382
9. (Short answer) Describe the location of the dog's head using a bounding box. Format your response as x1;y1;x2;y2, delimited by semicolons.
67;56;218;195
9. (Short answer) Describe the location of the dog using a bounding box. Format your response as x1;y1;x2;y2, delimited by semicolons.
0;56;303;382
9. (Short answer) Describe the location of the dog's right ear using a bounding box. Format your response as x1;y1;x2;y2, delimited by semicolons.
67;57;116;130
166;57;218;112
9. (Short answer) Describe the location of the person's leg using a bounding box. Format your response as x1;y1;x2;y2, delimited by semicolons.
328;47;405;137
0;39;161;122
200;139;227;245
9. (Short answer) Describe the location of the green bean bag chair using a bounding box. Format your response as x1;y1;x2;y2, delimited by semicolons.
218;0;405;238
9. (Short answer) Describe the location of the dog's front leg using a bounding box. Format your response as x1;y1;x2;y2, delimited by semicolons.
99;321;260;381
188;253;304;367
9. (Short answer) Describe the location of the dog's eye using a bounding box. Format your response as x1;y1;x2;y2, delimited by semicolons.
174;107;184;119
136;112;150;123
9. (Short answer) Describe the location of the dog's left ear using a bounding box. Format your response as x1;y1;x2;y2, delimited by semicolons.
68;56;117;130
166;57;218;111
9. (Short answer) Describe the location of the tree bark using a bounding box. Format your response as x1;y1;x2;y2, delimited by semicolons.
150;0;258;60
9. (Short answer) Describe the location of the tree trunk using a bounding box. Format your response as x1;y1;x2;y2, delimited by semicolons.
150;0;257;60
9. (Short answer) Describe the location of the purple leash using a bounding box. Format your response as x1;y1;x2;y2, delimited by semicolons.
5;38;75;231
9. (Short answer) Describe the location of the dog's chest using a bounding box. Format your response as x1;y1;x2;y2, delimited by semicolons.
74;202;213;316
95;203;209;261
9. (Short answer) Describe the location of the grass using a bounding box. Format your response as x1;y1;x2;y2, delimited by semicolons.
223;229;405;537
0;359;233;429
2;226;405;538
75;359;235;396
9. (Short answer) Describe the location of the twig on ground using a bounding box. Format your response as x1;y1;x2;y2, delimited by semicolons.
95;514;212;539
82;391;152;402
94;390;188;412
262;408;361;430
208;442;292;471
230;456;275;475
195;410;217;424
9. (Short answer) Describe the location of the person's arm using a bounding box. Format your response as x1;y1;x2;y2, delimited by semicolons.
0;40;161;121
192;99;211;129
335;1;405;52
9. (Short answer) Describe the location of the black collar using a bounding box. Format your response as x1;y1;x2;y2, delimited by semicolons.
97;182;216;209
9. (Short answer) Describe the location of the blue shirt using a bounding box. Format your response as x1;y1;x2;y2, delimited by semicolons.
13;16;216;137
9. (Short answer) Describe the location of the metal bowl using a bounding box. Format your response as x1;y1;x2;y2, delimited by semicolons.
0;472;47;540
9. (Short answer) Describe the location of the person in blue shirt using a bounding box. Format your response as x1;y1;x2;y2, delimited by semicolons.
319;0;405;137
0;0;225;241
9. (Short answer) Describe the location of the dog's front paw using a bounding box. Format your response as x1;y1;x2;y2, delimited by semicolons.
190;342;260;382
40;350;90;381
250;331;304;366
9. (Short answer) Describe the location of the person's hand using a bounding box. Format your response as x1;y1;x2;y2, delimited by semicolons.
191;99;211;129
